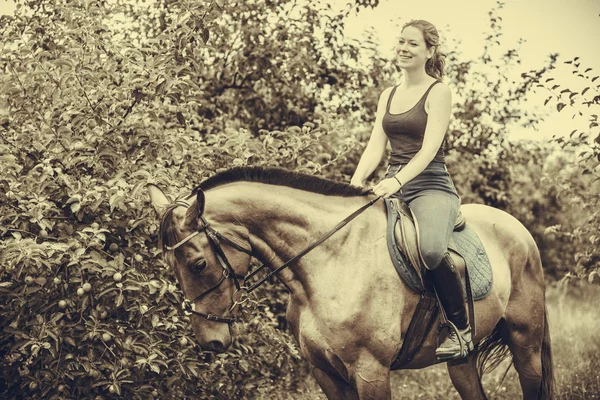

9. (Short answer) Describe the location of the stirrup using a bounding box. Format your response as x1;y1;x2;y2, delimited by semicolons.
435;321;473;362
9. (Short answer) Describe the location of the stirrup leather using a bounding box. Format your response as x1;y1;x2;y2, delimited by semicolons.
435;321;474;361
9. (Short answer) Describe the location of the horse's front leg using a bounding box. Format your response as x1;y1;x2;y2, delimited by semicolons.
351;354;392;400
313;360;391;400
312;366;359;400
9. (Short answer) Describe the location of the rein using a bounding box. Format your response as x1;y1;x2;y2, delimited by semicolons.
244;195;382;292
167;195;382;324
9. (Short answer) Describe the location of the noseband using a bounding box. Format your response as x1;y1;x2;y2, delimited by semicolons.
166;196;382;325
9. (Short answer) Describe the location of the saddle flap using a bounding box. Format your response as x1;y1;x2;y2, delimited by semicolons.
390;199;424;278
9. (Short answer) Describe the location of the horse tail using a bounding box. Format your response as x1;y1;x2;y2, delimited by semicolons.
476;320;511;379
539;298;555;400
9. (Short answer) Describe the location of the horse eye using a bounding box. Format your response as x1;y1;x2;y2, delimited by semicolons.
192;260;206;273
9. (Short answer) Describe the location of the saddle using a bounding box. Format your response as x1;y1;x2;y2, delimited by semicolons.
392;199;466;285
384;198;493;370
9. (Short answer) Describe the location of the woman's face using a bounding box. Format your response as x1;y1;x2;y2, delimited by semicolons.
397;26;433;70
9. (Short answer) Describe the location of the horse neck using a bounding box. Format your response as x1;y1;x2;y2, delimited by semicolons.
204;182;372;293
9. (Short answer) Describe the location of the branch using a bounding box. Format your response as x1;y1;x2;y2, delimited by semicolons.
2;229;59;241
216;71;253;95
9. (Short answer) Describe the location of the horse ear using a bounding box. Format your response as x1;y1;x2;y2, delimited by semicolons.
196;189;206;215
147;184;171;216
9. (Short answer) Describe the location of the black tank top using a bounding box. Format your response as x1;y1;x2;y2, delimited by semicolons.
382;81;445;164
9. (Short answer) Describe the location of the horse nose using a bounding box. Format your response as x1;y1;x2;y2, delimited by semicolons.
205;340;228;353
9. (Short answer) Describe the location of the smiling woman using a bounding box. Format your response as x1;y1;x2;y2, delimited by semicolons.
397;22;444;81
350;19;473;361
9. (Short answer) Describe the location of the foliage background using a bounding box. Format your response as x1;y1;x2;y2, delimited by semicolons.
0;0;598;398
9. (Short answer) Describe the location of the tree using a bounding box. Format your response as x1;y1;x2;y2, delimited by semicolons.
0;0;390;398
521;54;600;282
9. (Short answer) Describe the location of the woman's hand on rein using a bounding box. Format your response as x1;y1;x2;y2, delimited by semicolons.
350;178;365;188
372;178;402;198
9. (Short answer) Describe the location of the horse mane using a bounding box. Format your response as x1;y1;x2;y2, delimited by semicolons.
159;167;368;254
194;166;368;197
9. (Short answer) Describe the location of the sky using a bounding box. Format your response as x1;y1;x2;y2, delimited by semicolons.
334;0;600;141
336;0;600;71
2;0;599;141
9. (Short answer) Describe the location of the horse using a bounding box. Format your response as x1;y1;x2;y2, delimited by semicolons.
146;166;554;400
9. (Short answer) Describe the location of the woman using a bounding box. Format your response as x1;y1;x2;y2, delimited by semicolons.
350;20;472;361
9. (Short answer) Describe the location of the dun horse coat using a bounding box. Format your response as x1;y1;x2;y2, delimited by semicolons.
147;167;553;400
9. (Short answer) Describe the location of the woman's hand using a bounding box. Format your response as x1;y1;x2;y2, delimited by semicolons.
372;178;402;198
350;177;365;188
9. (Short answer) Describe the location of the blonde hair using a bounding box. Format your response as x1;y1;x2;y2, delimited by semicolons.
402;20;446;80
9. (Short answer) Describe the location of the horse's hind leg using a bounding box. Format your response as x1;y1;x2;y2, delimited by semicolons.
447;354;487;400
505;292;545;399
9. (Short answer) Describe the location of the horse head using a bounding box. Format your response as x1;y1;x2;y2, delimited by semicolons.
147;184;253;352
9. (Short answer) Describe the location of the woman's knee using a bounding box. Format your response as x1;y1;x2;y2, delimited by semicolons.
420;245;446;270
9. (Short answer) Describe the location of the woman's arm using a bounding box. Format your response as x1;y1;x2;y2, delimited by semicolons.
373;82;452;198
350;87;392;187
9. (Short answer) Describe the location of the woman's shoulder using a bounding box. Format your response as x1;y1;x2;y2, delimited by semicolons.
381;85;396;96
375;86;396;108
379;85;399;100
425;80;451;111
430;79;449;90
429;80;451;98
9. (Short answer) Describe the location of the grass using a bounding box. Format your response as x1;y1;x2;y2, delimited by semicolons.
547;282;600;400
267;282;600;399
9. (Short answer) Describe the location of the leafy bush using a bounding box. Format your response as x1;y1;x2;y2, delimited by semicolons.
0;0;375;398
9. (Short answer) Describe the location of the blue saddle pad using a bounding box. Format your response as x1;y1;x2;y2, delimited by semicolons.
384;199;493;300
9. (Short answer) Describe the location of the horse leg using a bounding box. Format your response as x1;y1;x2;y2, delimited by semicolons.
506;327;544;399
313;361;391;400
446;354;487;400
352;357;391;400
505;294;545;399
312;366;358;400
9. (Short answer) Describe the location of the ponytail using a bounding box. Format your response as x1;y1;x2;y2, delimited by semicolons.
425;46;446;80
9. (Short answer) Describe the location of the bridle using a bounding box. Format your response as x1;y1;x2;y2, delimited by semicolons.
165;195;382;325
165;201;252;324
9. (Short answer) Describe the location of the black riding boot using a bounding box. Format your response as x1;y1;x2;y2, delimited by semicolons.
430;253;473;361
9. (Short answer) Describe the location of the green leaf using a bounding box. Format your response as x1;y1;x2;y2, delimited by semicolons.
0;81;21;95
116;292;124;307
34;277;47;286
52;59;74;70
